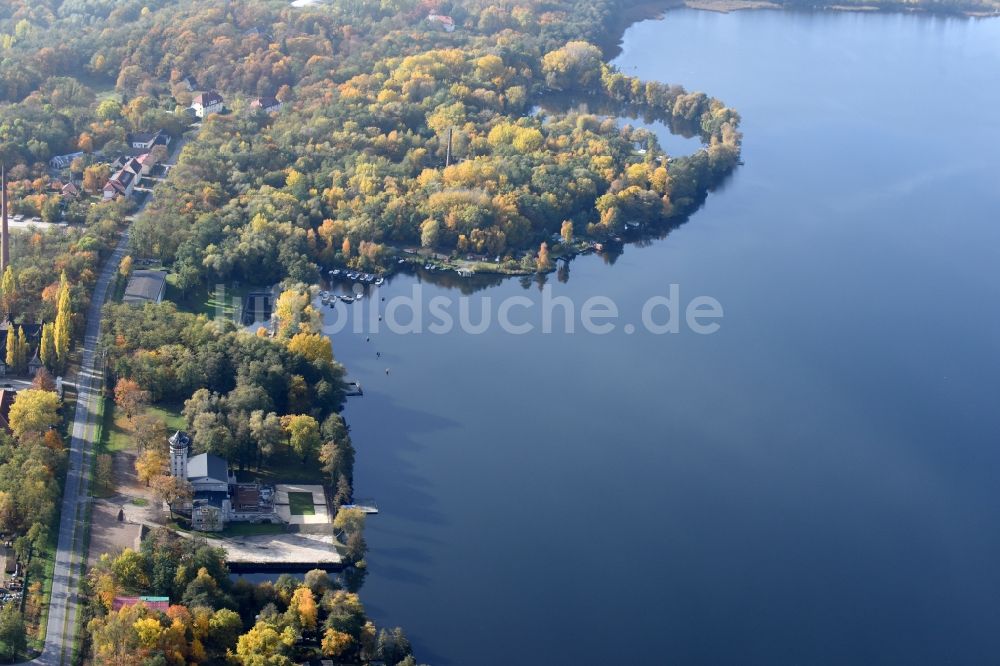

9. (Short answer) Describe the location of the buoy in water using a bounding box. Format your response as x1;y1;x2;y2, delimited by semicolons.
385;368;390;375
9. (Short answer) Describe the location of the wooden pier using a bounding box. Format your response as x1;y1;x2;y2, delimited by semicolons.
341;499;378;514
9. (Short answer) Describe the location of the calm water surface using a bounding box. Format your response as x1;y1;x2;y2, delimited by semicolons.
334;9;1000;664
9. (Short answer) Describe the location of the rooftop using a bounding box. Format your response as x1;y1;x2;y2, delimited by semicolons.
188;452;230;484
123;270;166;304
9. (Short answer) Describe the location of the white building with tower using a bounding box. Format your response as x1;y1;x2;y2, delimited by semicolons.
169;431;236;530
168;430;277;531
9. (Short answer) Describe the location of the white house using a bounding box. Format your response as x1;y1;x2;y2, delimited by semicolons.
191;91;224;118
126;129;171;152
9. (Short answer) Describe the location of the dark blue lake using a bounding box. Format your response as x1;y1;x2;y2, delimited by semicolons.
332;8;1000;664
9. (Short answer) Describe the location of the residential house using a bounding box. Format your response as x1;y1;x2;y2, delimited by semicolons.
250;95;282;113
0;324;44;377
102;157;143;201
191;91;224;118
102;168;136;200
136;152;158;176
61;182;80;198
126;129;171;152
427;13;456;32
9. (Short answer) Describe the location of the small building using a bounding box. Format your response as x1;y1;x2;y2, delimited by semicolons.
427;13;456;32
191;91;224;118
250;95;282;114
135;152;159;176
0;324;44;377
61;182;79;198
125;130;171;152
0;389;15;434
123;270;167;305
49;152;84;170
27;351;42;376
112;596;170;613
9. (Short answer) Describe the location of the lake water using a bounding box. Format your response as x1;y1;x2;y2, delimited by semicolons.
334;9;1000;665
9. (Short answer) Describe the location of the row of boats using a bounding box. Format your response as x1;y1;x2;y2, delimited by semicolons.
329;268;385;286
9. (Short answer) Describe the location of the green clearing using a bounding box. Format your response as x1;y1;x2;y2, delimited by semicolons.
148;403;186;432
288;492;316;516
165;276;257;321
236;450;326;485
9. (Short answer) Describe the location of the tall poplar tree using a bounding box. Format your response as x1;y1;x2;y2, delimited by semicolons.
0;267;13;317
15;326;27;374
40;323;56;370
4;327;14;371
54;273;72;368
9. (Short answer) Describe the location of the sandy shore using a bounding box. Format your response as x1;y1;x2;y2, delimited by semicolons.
683;0;780;12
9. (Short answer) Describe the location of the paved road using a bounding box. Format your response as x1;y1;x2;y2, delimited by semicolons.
29;229;130;665
26;129;194;665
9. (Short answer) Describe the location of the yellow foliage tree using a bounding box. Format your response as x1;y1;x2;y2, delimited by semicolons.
287;332;333;364
235;621;296;666
273;288;321;339
536;241;551;272
321;628;353;658
560;220;574;244
7;389;60;441
289;586;318;631
135;448;167;487
54;273;72;368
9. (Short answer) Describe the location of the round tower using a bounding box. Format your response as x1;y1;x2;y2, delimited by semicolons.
169;431;190;480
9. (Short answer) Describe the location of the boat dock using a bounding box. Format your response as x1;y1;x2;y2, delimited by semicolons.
341;499;379;514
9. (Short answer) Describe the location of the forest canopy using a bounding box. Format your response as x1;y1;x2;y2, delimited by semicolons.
1;0;745;286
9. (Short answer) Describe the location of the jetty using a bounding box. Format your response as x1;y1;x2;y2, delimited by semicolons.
341;499;379;514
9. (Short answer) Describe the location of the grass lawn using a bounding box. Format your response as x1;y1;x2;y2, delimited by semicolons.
148;403;186;432
165;277;257;321
99;402;184;455
288;492;316;516
97;398;132;456
236;451;326;485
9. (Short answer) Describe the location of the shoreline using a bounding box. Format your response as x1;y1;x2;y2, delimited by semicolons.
601;0;998;57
